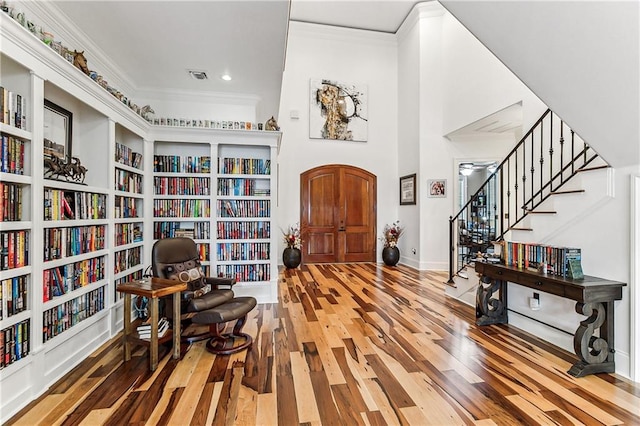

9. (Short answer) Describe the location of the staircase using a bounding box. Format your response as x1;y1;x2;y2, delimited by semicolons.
447;108;608;287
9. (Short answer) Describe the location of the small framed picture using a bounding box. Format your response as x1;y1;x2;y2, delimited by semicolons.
43;99;73;159
428;179;447;198
399;173;417;205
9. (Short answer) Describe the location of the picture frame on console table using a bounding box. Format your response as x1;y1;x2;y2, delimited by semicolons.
43;99;73;159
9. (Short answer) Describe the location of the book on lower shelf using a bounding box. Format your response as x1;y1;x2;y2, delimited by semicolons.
137;317;169;339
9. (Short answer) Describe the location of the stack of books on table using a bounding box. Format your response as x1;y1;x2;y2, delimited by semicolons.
137;317;169;340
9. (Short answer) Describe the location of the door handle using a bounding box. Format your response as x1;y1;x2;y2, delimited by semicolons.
338;227;346;231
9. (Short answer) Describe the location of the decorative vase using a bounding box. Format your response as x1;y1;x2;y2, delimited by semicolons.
283;247;302;269
382;246;400;266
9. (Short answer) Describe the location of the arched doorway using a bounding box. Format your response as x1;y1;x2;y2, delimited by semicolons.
300;164;377;263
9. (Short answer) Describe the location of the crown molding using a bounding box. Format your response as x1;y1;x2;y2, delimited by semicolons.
289;20;396;47
19;1;138;97
397;1;446;43
137;88;261;106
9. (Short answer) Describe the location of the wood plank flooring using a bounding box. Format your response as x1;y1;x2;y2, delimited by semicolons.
8;263;640;425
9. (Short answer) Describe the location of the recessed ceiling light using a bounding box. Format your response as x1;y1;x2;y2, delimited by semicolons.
221;74;232;81
188;70;208;80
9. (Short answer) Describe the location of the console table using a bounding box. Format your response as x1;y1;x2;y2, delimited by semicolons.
474;262;625;377
117;277;187;371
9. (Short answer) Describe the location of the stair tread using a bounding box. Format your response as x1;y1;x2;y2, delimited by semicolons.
510;227;533;231
577;164;609;172
550;189;586;195
523;209;556;214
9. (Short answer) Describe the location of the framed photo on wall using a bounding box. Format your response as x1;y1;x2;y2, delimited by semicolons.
428;179;447;198
43;99;72;159
399;173;416;205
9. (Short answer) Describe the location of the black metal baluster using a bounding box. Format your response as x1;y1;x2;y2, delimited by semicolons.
522;139;527;212
549;114;554;193
559;121;565;185
571;130;575;174
540;118;544;204
500;164;504;237
514;149;519;222
530;131;535;210
506;159;511;230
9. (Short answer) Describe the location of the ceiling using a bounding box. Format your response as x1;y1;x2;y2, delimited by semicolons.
50;0;421;121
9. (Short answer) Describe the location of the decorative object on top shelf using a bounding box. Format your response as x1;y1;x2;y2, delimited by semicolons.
0;6;154;121
282;223;302;269
399;173;416;205
72;50;90;76
380;221;404;266
265;116;280;131
150;117;261;130
140;105;155;121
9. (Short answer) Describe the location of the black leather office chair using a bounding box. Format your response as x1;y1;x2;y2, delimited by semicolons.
152;237;256;353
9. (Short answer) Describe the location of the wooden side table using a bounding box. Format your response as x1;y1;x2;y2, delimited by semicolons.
117;277;187;371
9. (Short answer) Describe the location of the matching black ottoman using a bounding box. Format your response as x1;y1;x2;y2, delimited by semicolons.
191;296;257;354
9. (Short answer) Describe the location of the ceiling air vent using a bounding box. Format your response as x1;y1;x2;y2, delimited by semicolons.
188;70;208;80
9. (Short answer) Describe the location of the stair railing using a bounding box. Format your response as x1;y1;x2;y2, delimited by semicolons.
448;109;602;283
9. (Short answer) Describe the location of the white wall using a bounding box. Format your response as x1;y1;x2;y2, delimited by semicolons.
396;3;546;270
277;22;398;260
396;6;424;267
440;0;640;169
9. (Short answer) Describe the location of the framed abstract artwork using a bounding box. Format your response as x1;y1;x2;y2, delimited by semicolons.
309;78;368;142
428;179;447;198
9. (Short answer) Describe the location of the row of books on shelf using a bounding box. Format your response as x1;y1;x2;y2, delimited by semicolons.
217;178;270;197
115;142;143;169
113;246;142;274
216;263;270;283
114;195;140;219
43;256;106;301
153;155;211;173
0;86;27;130
218;157;271;175
502;241;583;279
115;169;143;194
114;223;143;246
0;181;23;221
153;199;210;218
1;275;28;319
42;286;105;343
44;188;108;221
0;134;25;175
137;317;170;340
1;319;29;369
43;225;107;262
0;230;29;271
153;222;210;240
153;176;210;196
217;242;270;261
196;243;209;262
218;199;270;218
217;220;270;240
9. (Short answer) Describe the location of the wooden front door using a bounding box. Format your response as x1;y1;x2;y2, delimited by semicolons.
301;165;376;263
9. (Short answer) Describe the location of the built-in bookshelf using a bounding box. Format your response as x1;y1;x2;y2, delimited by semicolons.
0;12;282;420
152;140;213;274
0;52;32;377
216;144;273;287
112;126;146;303
42;285;105;343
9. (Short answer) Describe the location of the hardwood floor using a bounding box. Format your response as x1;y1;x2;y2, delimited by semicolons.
8;263;640;425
